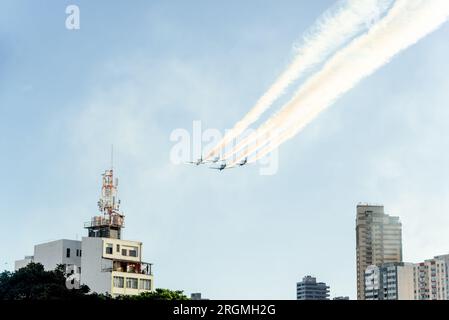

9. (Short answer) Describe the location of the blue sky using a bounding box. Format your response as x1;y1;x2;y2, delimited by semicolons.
1;0;449;299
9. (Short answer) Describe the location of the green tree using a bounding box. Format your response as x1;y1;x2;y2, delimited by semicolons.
0;263;188;301
0;262;90;300
117;288;189;300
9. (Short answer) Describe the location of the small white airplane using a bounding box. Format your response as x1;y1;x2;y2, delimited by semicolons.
238;158;248;166
209;163;235;171
209;156;221;163
209;158;248;171
186;155;223;166
186;156;206;166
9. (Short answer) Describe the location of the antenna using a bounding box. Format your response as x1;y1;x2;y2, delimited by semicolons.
111;144;114;170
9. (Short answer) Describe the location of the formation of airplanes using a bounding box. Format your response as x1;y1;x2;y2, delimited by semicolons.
185;156;248;171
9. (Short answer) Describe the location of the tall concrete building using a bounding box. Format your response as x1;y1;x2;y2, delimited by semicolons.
296;275;330;300
413;256;448;300
364;262;414;300
356;204;402;300
434;254;449;297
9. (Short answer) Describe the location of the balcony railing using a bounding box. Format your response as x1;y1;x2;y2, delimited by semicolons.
84;215;125;228
102;262;153;276
140;262;153;275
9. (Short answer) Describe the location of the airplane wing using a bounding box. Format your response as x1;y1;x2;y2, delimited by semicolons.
185;161;200;165
209;166;236;171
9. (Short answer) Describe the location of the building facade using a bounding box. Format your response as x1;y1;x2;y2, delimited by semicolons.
434;254;449;297
364;262;414;300
81;236;152;296
14;255;35;271
296;276;330;300
15;239;82;274
356;204;402;300
413;256;448;300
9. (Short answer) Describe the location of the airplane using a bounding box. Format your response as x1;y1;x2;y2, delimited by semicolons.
186;156;206;166
238;158;248;166
209;157;248;171
211;156;221;163
209;163;235;171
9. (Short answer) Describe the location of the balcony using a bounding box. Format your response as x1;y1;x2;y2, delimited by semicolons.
103;261;153;276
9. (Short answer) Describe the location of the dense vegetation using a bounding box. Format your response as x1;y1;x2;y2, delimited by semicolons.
0;263;188;300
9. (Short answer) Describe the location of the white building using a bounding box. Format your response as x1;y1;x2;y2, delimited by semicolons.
15;255;35;270
15;239;82;274
15;166;154;297
364;262;414;300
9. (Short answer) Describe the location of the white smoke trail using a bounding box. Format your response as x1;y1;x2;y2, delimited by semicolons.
206;0;393;160
230;0;449;166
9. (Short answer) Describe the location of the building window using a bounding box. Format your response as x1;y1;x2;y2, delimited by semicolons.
139;279;151;290
126;278;138;289
113;276;124;288
106;243;113;254
66;248;71;258
129;248;138;257
80;250;82;257
122;249;127;256
116;244;120;252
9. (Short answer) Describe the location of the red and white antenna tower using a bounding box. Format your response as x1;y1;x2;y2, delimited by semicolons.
85;146;125;239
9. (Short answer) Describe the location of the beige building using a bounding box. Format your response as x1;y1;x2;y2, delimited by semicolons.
356;204;402;300
413;256;448;300
81;236;153;297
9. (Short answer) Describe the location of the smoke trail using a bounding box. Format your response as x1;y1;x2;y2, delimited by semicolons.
230;0;449;166
206;0;393;160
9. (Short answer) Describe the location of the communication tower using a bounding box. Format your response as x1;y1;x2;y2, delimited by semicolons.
84;164;125;239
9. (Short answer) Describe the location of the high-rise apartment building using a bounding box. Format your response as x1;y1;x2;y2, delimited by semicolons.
364;262;414;300
413;256;448;300
434;254;449;296
356;204;402;300
296;275;330;300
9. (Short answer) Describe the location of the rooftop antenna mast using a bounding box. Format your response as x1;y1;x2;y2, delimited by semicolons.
84;147;124;239
111;144;114;170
